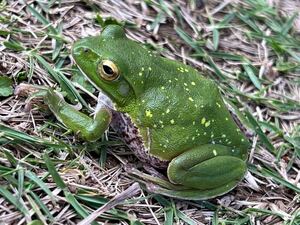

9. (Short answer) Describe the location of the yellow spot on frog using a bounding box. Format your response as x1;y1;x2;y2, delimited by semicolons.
145;110;153;118
138;72;142;76
184;69;189;72
159;120;163;124
191;82;196;86
241;138;245;142
205;121;211;127
166;109;170;114
179;67;184;73
188;97;194;102
201;117;206;124
216;102;221;108
161;86;165;90
168;80;172;83
184;83;188;86
141;67;145;71
213;149;217;156
148;67;152;71
225;117;229;121
170;119;175;124
222;134;226;138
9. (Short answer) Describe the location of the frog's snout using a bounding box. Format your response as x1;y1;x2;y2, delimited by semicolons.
72;37;93;56
72;41;86;57
72;46;86;57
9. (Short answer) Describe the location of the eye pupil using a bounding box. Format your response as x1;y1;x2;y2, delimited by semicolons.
99;60;119;81
103;65;114;75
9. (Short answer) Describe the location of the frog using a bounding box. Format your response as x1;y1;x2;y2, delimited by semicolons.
44;25;250;200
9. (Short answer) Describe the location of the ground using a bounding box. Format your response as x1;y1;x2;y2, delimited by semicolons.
0;0;300;224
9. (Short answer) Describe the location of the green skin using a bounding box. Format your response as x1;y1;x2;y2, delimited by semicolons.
45;25;249;200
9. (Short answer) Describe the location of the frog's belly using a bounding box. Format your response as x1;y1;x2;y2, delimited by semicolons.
110;111;168;169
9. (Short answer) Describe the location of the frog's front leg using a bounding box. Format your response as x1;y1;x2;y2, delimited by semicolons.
45;89;112;141
165;144;247;199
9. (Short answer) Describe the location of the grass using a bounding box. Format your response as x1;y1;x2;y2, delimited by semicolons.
0;0;300;224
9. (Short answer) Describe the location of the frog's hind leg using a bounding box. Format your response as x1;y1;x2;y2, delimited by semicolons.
164;144;247;200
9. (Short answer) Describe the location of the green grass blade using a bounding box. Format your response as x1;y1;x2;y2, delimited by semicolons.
176;209;197;225
43;153;66;189
26;4;58;35
245;111;275;153
0;123;65;148
0;187;30;217
33;53;90;110
281;13;298;35
17;167;24;201
25;193;47;224
249;165;300;193
25;171;56;202
243;64;262;90
30;192;54;221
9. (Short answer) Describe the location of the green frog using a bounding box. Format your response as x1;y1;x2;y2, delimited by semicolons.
45;25;249;200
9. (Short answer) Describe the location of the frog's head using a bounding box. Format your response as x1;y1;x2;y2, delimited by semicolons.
72;25;149;109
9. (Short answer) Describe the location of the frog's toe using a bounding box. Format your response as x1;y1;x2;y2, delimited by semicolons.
145;180;239;200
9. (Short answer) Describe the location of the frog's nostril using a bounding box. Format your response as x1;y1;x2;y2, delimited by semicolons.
83;48;89;53
72;46;83;56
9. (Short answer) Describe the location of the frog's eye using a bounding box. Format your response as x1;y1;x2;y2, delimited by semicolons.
98;60;119;81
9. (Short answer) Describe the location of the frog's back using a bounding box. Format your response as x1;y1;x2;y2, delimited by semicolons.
129;57;249;161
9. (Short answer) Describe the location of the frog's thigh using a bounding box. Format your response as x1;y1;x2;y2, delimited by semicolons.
167;144;247;190
45;89;112;142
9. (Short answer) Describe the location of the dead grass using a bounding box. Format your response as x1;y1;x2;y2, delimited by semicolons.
0;0;300;224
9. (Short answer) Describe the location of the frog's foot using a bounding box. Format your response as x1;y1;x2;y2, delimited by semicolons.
142;164;168;180
128;144;247;200
14;84;48;111
14;83;44;97
124;163;165;180
127;167;239;200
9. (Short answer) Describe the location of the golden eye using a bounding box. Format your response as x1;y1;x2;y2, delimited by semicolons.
98;60;119;81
